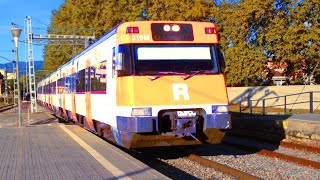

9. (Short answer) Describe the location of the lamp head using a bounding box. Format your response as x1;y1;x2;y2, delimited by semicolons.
10;27;22;38
10;27;22;48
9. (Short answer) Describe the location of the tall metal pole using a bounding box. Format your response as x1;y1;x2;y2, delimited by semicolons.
25;61;28;95
26;16;37;113
15;47;22;126
4;68;8;104
11;26;22;127
22;70;25;100
12;53;17;105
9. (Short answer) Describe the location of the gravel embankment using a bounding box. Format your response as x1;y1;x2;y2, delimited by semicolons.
160;157;236;180
143;141;320;180
205;153;320;180
274;146;320;163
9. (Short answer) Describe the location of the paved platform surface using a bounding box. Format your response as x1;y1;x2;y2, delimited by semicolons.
0;104;170;180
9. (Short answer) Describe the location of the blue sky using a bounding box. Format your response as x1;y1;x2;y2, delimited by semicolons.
0;0;64;64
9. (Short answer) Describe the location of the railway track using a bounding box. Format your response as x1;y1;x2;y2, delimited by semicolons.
0;104;15;113
187;154;260;180
222;129;320;169
128;133;320;179
0;101;32;114
279;141;320;154
222;140;320;169
55;113;320;179
185;138;320;179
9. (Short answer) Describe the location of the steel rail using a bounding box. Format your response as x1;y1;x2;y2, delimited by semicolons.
257;149;320;169
187;154;261;180
0;104;15;113
223;141;320;169
280;141;320;154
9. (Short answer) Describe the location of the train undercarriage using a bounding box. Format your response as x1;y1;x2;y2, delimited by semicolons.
44;103;230;149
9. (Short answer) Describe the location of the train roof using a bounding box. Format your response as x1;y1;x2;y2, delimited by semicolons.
38;20;218;85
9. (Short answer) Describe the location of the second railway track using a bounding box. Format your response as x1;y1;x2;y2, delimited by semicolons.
127;134;320;179
0;104;15;113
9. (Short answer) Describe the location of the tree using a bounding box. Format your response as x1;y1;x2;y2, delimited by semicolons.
217;0;320;86
216;0;274;86
44;0;218;72
256;0;320;84
43;0;320;86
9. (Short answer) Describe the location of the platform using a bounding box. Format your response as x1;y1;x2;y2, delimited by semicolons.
231;112;320;141
0;105;169;180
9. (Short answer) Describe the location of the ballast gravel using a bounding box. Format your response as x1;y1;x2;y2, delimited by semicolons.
153;143;320;180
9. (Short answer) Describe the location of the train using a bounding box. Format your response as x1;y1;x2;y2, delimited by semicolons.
37;21;231;149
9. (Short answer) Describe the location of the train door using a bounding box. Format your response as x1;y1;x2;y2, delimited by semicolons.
61;70;67;118
85;60;94;130
104;46;117;123
58;70;62;114
100;46;118;142
71;61;77;122
85;65;91;92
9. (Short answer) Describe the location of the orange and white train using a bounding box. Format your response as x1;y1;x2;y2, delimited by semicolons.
37;21;231;149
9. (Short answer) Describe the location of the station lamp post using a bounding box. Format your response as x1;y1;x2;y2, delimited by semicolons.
11;26;22;127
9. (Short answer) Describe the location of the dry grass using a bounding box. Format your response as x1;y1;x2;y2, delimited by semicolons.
0;97;14;107
0;99;5;107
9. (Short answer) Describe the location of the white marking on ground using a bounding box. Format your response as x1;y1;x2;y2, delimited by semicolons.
59;124;132;180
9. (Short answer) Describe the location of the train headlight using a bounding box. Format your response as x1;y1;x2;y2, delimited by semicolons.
171;25;180;32
212;105;229;113
163;25;171;32
131;107;152;117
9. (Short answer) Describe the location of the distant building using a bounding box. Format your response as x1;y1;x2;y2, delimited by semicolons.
0;69;15;96
6;72;16;79
0;69;15;80
264;58;289;86
272;76;287;86
0;69;5;96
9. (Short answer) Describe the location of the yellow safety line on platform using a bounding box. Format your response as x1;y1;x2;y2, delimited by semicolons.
59;124;132;180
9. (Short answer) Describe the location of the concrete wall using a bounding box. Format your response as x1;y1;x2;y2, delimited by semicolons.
227;85;320;110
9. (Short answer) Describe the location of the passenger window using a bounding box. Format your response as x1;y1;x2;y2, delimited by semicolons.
91;60;107;91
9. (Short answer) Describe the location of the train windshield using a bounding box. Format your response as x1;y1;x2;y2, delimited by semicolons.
134;45;221;75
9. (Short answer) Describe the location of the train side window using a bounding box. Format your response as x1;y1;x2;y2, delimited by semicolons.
216;45;226;73
53;81;57;94
76;69;85;92
63;76;69;93
70;73;76;93
85;67;91;92
112;47;116;77
211;46;219;73
91;60;107;91
57;78;63;94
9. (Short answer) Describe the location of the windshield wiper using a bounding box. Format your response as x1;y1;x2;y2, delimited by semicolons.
183;70;215;80
150;71;187;81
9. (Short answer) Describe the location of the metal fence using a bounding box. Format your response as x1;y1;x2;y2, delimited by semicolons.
239;91;320;115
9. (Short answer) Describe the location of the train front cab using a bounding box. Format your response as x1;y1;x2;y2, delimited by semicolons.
114;75;231;148
111;21;231;148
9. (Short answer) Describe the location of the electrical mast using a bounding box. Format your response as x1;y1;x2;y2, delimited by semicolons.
26;16;37;113
26;16;95;113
